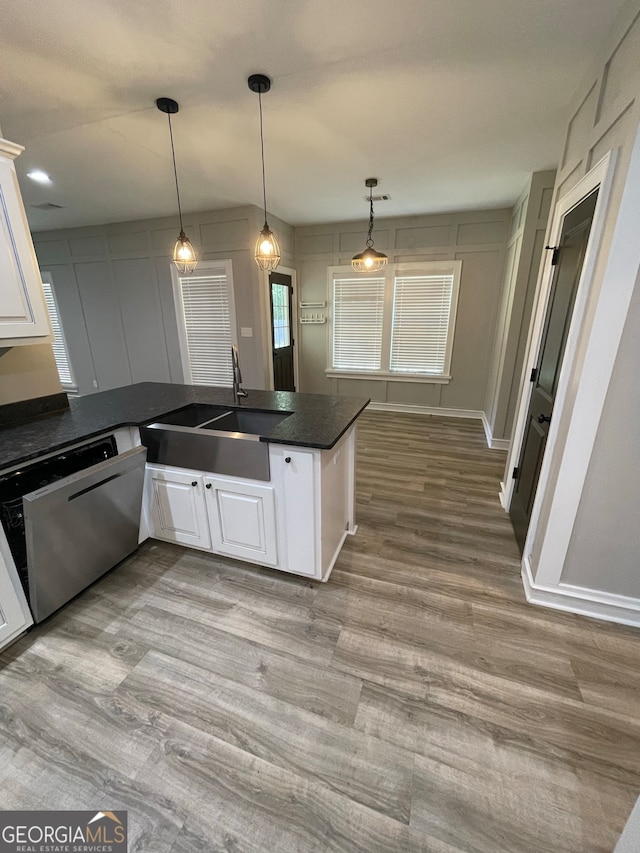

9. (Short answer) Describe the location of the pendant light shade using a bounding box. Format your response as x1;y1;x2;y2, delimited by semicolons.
156;97;198;275
248;74;280;272
352;178;388;273
254;223;281;272
173;230;198;275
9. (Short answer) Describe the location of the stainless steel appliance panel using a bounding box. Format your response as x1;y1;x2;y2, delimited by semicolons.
141;423;271;481
23;446;147;622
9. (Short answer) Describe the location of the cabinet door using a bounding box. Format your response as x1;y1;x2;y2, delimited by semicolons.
205;477;278;566
0;551;32;650
145;466;211;549
272;448;318;577
0;148;52;343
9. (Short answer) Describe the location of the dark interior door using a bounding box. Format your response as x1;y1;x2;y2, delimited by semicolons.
269;272;295;391
510;190;598;552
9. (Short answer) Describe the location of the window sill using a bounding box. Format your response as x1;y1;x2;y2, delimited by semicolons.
325;370;451;384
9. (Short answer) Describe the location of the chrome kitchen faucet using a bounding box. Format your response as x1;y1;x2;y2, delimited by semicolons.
231;345;248;403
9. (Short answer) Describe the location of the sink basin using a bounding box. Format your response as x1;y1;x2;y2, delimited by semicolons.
154;404;230;428
140;405;293;481
200;409;291;435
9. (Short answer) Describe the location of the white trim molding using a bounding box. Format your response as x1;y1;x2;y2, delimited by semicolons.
367;402;484;419
522;557;640;628
368;403;511;453
0;138;24;160
533;132;640;589
499;481;509;510
502;151;617;518
326;370;450;384
481;413;511;450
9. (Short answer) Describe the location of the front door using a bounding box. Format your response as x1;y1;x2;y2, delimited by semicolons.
269;271;295;391
510;190;598;552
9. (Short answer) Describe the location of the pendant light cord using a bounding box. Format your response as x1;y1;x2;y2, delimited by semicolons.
167;113;185;233
366;188;375;247
258;91;268;226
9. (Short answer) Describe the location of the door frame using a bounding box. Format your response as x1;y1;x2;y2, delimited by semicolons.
259;265;299;391
501;150;616;578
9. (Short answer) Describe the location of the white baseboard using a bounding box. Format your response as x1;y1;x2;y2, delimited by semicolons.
367;402;484;419
499;481;508;510
365;403;511;452
522;555;640;627
481;413;511;451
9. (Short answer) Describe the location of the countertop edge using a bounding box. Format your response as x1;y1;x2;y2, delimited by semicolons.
0;387;371;470
260;401;369;449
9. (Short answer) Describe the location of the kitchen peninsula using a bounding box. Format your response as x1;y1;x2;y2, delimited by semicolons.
0;383;369;649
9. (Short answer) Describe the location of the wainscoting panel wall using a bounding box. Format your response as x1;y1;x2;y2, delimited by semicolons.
515;1;640;606
32;205;294;395
295;209;510;414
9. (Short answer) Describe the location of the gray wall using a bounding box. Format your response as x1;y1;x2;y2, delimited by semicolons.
295;209;510;412
484;171;555;441
32;205;294;395
527;0;640;597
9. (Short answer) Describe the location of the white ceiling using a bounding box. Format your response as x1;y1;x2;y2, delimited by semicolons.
0;0;626;231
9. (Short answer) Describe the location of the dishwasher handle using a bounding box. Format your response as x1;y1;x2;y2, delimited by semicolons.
23;446;147;509
68;472;123;501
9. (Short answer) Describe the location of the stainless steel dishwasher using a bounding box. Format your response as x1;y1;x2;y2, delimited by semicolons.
19;445;147;622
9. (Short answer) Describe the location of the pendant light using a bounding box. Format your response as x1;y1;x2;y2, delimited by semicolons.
156;97;197;275
248;74;280;272
352;178;388;273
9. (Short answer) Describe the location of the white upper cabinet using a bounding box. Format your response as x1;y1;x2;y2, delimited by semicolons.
0;138;52;345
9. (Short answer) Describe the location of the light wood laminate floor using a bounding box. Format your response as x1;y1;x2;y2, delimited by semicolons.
1;412;639;852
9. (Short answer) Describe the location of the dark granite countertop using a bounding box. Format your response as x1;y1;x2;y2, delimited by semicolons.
0;383;370;470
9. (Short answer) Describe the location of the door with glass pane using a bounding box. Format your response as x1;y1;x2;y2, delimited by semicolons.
269;272;295;391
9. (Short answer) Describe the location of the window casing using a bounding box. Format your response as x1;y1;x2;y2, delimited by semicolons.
172;260;237;387
40;271;76;390
327;261;462;382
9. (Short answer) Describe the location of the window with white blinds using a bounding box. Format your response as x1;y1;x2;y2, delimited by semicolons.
332;277;385;371
328;261;461;381
41;275;75;388
390;274;454;374
173;261;236;386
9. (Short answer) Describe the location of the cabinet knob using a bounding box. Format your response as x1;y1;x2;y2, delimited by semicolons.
205;483;212;489
191;481;197;487
285;457;291;463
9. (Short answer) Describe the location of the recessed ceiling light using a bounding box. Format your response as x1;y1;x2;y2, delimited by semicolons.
27;170;52;184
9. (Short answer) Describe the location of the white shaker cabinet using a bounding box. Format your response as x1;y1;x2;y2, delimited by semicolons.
142;424;358;582
204;477;279;567
144;465;211;549
0;139;52;345
269;427;356;580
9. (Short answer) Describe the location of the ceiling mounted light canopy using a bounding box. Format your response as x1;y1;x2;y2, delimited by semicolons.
156;96;197;275
248;74;280;272
352;178;388;273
